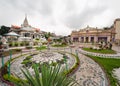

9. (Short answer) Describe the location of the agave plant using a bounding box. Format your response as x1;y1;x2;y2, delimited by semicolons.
9;64;78;86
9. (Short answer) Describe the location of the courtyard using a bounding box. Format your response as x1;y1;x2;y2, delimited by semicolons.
0;42;120;86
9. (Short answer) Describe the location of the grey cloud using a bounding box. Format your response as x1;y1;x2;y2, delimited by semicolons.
0;0;54;16
63;3;107;29
1;0;120;35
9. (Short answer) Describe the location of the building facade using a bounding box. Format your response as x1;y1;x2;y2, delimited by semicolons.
71;18;120;43
114;19;120;45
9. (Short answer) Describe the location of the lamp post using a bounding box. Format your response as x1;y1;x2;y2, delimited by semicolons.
0;49;4;67
75;49;78;57
63;54;68;71
0;37;6;67
8;49;12;77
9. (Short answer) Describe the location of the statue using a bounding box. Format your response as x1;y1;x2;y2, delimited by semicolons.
0;37;8;49
1;37;7;45
109;42;112;50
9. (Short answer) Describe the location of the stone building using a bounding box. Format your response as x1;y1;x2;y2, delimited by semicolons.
114;18;120;45
11;16;42;41
71;18;120;43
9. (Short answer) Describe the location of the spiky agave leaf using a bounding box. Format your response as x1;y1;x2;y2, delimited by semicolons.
9;64;77;86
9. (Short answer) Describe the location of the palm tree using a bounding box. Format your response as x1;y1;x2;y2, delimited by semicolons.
9;64;77;86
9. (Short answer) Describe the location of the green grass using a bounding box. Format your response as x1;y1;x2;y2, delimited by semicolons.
3;49;22;57
87;55;120;86
83;48;116;54
52;44;67;47
36;46;47;50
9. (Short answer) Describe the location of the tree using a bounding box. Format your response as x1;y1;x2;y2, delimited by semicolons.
0;25;10;47
8;64;77;86
44;32;51;40
44;32;52;50
0;25;10;36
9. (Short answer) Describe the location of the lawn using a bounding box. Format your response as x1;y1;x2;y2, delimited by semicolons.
3;49;22;57
87;55;120;86
83;48;116;54
52;44;68;47
36;46;47;50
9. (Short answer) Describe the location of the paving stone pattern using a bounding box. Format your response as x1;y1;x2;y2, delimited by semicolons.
73;52;108;86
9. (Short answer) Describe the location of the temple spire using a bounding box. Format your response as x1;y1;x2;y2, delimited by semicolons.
23;14;29;27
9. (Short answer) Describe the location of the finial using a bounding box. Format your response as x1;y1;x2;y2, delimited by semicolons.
25;13;27;18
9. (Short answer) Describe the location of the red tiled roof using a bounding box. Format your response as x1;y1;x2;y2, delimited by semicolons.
11;25;21;29
34;28;40;32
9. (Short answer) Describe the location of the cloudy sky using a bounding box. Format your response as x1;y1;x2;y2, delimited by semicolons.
0;0;120;35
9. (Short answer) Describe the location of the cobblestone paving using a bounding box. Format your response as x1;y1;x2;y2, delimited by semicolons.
72;50;108;86
10;51;75;78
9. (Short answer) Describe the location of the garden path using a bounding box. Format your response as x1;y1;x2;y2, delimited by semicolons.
71;48;108;86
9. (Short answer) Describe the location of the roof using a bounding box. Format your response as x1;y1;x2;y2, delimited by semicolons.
11;25;21;29
3;31;21;36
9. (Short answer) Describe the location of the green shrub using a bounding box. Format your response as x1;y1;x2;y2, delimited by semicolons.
35;38;39;40
62;42;67;45
24;56;32;60
36;46;47;50
21;60;32;64
14;42;18;46
20;42;24;46
3;74;27;84
90;47;93;49
25;42;29;46
9;43;12;47
3;74;21;83
8;64;77;86
26;46;32;49
13;49;22;52
34;42;38;46
52;44;67;47
50;62;57;66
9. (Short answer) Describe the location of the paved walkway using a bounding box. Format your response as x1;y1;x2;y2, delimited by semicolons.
70;49;108;86
51;47;108;86
0;47;109;86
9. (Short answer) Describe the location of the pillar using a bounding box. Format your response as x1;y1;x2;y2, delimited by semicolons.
79;37;81;42
89;36;91;42
107;36;111;42
84;37;86;42
94;36;98;43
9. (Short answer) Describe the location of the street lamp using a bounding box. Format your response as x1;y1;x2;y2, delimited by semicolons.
0;48;4;67
63;54;68;71
8;49;12;77
75;49;78;57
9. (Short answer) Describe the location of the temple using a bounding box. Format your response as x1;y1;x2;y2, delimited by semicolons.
11;15;42;41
